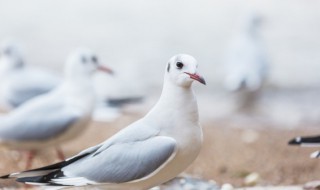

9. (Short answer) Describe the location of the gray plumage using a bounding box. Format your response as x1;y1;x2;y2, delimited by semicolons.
0;99;80;141
0;42;61;109
1;69;60;107
6;122;176;186
62;136;176;183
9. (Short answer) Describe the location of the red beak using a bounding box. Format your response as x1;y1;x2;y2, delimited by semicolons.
97;65;114;75
184;72;206;85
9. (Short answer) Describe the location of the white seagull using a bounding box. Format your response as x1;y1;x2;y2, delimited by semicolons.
289;135;320;158
1;54;206;190
0;41;61;110
0;48;113;169
223;13;268;111
224;13;268;92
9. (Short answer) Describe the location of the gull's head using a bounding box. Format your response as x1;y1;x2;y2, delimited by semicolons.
0;41;24;69
244;12;263;35
65;48;113;79
165;54;206;87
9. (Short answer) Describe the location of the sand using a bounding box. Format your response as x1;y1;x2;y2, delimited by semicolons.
0;110;319;189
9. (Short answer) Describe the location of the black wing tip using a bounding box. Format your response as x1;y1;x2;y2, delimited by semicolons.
288;135;320;145
288;137;302;145
16;169;65;184
0;174;10;179
16;177;30;183
16;177;62;186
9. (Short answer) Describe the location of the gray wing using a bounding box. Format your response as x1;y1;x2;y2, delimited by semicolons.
5;77;58;107
0;101;80;141
6;87;53;107
4;69;60;107
56;136;176;184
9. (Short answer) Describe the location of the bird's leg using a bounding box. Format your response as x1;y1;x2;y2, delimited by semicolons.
55;146;65;161
25;150;36;170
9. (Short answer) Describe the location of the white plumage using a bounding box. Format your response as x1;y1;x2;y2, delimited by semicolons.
0;48;113;169
224;13;268;92
1;54;206;190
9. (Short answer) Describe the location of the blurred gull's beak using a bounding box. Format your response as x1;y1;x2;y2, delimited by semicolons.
97;65;114;75
184;72;206;85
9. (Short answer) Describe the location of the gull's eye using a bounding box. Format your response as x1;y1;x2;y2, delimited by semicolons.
176;62;184;69
92;56;97;63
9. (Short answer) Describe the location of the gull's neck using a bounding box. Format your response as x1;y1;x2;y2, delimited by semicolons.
61;75;95;110
64;75;93;96
146;78;199;124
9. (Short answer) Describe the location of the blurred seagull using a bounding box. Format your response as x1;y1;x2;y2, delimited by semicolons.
0;41;61;110
93;68;144;122
1;54;206;189
224;12;268;110
0;48;113;169
289;135;320;158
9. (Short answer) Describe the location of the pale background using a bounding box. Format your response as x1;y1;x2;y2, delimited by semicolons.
1;0;320;88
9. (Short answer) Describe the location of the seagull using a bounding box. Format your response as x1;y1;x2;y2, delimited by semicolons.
288;135;320;158
224;13;268;92
0;48;113;170
93;68;145;122
0;41;61;110
224;12;268;111
1;54;206;189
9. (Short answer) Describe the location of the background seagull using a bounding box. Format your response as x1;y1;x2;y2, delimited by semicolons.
0;48;113;169
0;41;61;110
93;81;144;122
93;67;145;122
1;54;206;189
289;135;320;158
223;12;268;111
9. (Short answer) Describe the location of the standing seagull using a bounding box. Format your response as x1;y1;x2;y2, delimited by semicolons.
0;42;61;110
1;54;206;190
224;13;268;111
289;135;320;158
0;48;113;169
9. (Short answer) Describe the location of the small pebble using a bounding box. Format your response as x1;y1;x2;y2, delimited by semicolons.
180;178;187;185
304;180;320;190
241;129;259;144
221;183;234;190
244;172;260;186
149;187;160;190
209;179;218;185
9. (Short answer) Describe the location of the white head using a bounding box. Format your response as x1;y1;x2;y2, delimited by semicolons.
243;12;263;36
0;41;24;69
65;48;113;80
165;54;206;87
